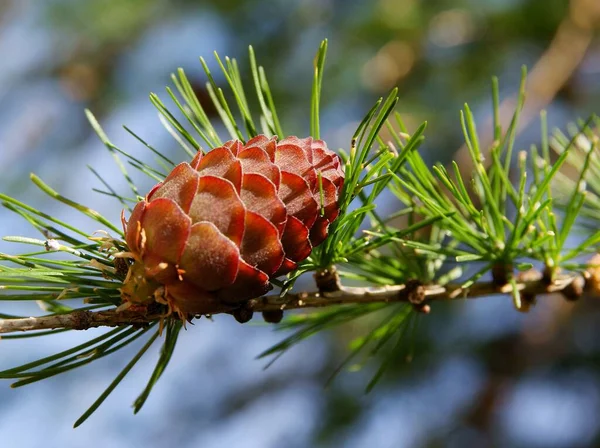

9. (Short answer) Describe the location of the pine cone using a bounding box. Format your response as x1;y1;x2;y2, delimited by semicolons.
121;135;344;317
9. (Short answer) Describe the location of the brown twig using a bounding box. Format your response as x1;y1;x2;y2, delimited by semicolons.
0;309;163;334
0;271;587;334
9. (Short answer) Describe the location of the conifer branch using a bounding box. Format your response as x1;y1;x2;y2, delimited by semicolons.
1;38;598;425
0;309;161;334
0;269;588;334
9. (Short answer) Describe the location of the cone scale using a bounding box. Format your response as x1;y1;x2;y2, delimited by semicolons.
121;135;344;318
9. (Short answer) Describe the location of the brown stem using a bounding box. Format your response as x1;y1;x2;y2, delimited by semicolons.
0;309;162;334
0;272;585;334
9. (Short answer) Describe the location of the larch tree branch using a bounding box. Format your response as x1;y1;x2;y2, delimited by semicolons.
0;268;591;334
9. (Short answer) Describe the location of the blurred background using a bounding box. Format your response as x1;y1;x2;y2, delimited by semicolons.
2;0;600;446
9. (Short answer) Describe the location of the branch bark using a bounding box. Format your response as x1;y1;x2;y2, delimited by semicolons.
0;271;587;334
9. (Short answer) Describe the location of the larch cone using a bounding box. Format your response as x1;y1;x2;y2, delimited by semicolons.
120;135;344;318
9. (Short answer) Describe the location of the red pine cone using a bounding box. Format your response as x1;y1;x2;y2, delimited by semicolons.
121;135;344;317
